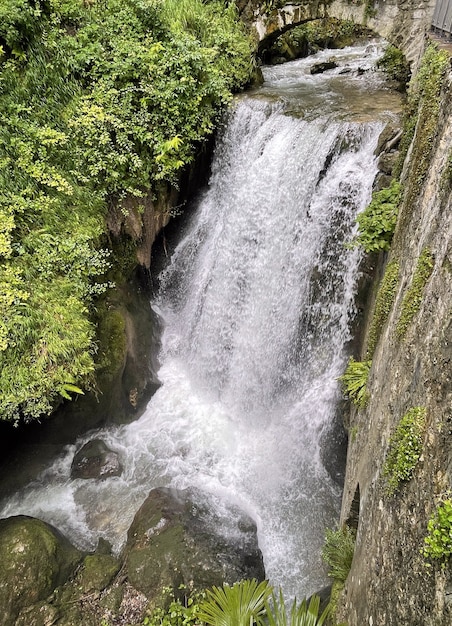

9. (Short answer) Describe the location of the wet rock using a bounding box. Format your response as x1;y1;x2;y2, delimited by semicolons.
310;60;338;74
71;439;122;480
122;487;265;598
375;123;402;155
377;151;399;175
373;172;393;192
0;516;82;626
309;584;333;615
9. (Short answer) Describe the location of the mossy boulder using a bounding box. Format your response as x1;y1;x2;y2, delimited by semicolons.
0;516;82;626
13;548;122;625
14;601;60;626
122;487;265;598
78;553;121;592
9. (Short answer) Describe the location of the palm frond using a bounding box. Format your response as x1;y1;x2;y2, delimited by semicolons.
265;590;330;626
198;579;271;626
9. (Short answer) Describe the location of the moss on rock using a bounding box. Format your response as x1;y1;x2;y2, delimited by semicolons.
367;260;400;357
78;554;121;593
396;248;434;339
122;487;265;599
0;516;82;626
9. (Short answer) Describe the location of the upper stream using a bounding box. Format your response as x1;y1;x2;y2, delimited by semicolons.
0;43;401;599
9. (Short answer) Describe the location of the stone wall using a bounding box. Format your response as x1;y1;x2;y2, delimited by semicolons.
337;46;452;626
238;0;437;62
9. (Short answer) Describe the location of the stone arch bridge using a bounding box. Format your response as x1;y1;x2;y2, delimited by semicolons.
236;0;437;62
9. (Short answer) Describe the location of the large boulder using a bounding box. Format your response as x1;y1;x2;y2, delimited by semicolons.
0;516;82;626
71;439;122;480
122;487;265;598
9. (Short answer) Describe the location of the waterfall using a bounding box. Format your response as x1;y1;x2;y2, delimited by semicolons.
0;44;400;599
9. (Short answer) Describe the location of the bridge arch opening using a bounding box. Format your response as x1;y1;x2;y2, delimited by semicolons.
257;16;375;64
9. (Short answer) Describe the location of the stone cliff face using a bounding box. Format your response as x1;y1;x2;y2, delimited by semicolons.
337;44;452;626
329;0;436;63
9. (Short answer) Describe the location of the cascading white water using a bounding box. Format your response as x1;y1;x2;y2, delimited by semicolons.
0;44;401;599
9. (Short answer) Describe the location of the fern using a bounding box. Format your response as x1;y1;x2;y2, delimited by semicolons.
322;526;356;583
339;358;371;408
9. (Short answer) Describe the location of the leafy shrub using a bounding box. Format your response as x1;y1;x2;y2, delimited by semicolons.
279;17;365;52
339;358;372;408
144;582;330;626
383;406;426;495
366;260;399;357
423;497;452;564
0;0;253;422
364;0;377;20
396;248;434;339
377;44;410;86
353;180;402;253
322;526;356;583
143;587;204;625
0;0;42;51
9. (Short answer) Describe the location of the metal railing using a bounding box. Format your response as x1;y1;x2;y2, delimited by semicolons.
432;0;452;39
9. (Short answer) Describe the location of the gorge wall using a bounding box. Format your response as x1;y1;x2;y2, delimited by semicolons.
336;41;452;626
233;3;451;622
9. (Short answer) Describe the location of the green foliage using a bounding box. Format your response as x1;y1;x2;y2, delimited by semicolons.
349;425;359;442
0;0;253;422
364;0;377;20
143;583;330;626
198;579;271;626
353;180;402;253
423;497;452;564
96;306;127;384
271;17;365;61
292;18;363;49
66;0;252;193
396;248;434;339
327;580;346;626
143;587;204;625
264;590;330;626
383;406;427;495
0;0;43;52
260;1;287;12
377;45;410;86
394;44;449;195
339;358;371;408
366;260;399;357
0;277;98;421
322;526;356;583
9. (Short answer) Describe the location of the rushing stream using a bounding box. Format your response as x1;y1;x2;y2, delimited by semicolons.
0;43;401;599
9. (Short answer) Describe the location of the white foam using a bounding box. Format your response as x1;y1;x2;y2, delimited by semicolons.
0;46;400;598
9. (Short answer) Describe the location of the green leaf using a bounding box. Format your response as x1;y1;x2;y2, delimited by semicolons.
198;579;272;626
